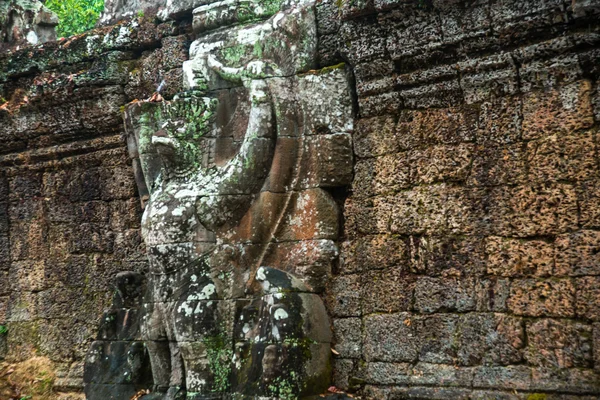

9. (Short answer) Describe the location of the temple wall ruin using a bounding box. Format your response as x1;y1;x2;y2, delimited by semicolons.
319;0;600;398
0;18;192;396
1;0;600;398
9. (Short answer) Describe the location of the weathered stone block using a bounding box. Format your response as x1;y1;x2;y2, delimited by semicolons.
388;386;473;399
354;115;401;158
487;184;578;237
363;313;417;362
413;277;476;314
408;235;487;277
468;143;528;186
575;277;600;321
475;278;511;312
457;313;524;366
410;143;473;184
555;230;600;276
577;180;600;229
526;319;593;368
333;318;362;358
472;365;532;391
362;268;415;314
522;81;595;141
298;133;354;189
527;130;598;183
530;367;600;393
486;237;554;277
332;358;355;390
363;362;411;385
413;314;458;364
508;278;575;317
353;154;410;198
326;274;361;317
478;96;522;144
343;196;382;238
340;234;409;275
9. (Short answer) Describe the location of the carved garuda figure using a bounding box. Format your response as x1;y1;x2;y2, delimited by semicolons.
85;0;353;398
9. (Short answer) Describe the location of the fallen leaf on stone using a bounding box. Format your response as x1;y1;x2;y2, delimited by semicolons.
331;348;339;355
328;386;345;393
130;389;150;400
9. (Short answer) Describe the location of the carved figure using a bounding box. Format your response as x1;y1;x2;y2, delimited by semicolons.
85;0;354;398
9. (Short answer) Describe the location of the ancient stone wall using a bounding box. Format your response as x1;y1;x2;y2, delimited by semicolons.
2;0;600;398
318;0;600;398
0;17;193;397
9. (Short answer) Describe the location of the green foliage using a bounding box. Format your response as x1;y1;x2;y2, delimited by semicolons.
0;325;7;335
46;0;105;38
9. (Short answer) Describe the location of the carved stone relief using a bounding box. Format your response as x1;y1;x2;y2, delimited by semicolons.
85;0;353;398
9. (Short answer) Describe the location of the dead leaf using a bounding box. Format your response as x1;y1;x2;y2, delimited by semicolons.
331;348;340;355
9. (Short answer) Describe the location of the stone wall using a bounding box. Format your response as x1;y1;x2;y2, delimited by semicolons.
319;0;600;398
2;0;600;398
0;17;192;397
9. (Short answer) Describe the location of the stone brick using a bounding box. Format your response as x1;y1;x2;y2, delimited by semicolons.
412;314;459;364
555;230;600;276
457;313;524;366
488;184;578;237
577;180;600;229
508;278;575;317
388;386;472;400
69;223;115;254
10;220;48;262
413;277;476;313
408;107;479;147
9;260;48;293
387;185;454;235
362;268;415;314
519;55;584;93
354;115;400;158
522;81;595;141
472;365;532;391
485;237;554;277
575;277;600;321
331;358;355;390
489;0;569;46
594;323;600;371
475;279;511;312
401;79;464;109
333;318;362;359
383;7;444;63
527;130;598;183
353;154;411;197
340;234;409;275
363;313;418;362
408;236;487;277
530;367;600;393
359;91;403;118
339;19;387;64
326;274;361;317
409;362;473;387
298;133;354;189
363;362;411;385
468;143;528;186
526;319;593;368
99;165;137;201
343;196;382;238
478;96;522;144
410;143;473;184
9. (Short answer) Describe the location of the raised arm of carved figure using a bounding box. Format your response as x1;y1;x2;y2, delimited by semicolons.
194;78;275;199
